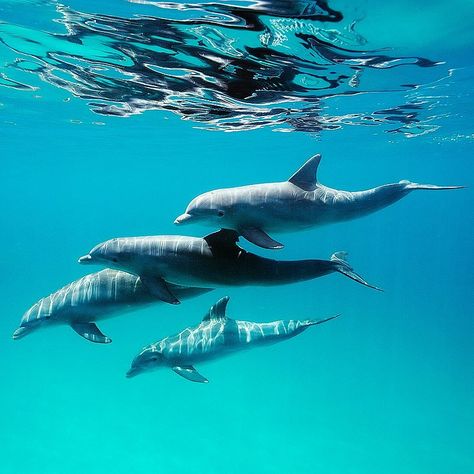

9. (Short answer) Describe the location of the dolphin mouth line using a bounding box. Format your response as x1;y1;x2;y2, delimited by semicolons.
126;368;140;378
78;254;93;264
12;326;28;339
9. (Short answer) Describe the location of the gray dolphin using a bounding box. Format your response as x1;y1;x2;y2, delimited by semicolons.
126;296;338;382
174;154;464;249
13;269;212;343
78;229;381;305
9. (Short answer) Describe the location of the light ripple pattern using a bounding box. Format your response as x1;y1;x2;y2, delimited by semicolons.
0;0;447;134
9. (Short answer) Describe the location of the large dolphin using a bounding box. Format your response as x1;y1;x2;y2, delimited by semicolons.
13;269;212;343
174;154;464;249
126;296;338;382
78;229;381;305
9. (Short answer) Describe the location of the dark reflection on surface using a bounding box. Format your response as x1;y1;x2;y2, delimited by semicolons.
0;0;443;133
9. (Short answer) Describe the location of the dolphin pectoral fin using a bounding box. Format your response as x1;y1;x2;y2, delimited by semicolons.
172;366;209;383
141;276;180;305
71;322;112;344
240;227;284;249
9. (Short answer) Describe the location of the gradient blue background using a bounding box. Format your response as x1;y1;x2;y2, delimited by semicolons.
1;1;473;473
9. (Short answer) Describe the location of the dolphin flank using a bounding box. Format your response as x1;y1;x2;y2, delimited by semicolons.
13;269;212;343
78;230;381;305
126;296;339;382
174;153;464;249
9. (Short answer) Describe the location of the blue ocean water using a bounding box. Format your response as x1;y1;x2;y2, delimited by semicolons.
1;1;473;473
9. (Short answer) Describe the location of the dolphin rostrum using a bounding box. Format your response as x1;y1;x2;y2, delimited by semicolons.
13;269;212;343
174;154;464;249
78;229;381;305
126;296;338;382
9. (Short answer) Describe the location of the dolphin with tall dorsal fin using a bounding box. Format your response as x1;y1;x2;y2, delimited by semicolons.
126;296;338;382
12;269;212;344
78;230;381;305
174;154;464;249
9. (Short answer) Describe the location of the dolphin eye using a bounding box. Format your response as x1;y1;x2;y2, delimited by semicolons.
112;257;119;263
217;210;225;217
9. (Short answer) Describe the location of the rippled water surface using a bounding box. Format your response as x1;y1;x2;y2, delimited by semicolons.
2;0;472;135
1;1;473;473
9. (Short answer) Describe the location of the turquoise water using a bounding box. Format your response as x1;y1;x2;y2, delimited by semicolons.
1;1;473;473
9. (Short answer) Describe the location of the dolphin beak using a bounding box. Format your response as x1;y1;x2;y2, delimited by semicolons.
78;254;93;264
126;367;141;378
174;213;192;225
12;326;29;340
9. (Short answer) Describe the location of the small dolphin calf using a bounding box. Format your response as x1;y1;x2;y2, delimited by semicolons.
175;154;464;249
13;269;211;343
126;296;337;382
79;229;380;305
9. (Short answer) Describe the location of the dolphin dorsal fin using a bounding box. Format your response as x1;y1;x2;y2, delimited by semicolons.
203;229;240;248
203;296;230;322
203;229;242;258
288;154;322;191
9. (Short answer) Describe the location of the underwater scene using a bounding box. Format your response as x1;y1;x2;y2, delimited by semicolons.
1;0;473;472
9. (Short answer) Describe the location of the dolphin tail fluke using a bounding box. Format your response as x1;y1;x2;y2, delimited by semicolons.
304;314;340;327
403;181;465;191
331;252;383;291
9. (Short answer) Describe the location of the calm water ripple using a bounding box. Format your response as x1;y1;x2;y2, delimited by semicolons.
0;0;450;134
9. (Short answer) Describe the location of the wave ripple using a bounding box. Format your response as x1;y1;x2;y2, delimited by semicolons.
0;1;447;134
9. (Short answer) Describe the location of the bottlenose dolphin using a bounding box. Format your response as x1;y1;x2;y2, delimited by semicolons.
13;269;212;343
174;154;464;249
126;296;338;382
78;229;381;305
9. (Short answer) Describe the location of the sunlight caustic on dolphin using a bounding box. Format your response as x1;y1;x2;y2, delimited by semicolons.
175;154;464;249
13;269;212;343
126;296;338;382
78;229;381;305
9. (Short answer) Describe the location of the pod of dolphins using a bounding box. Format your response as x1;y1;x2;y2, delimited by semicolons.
13;154;463;383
